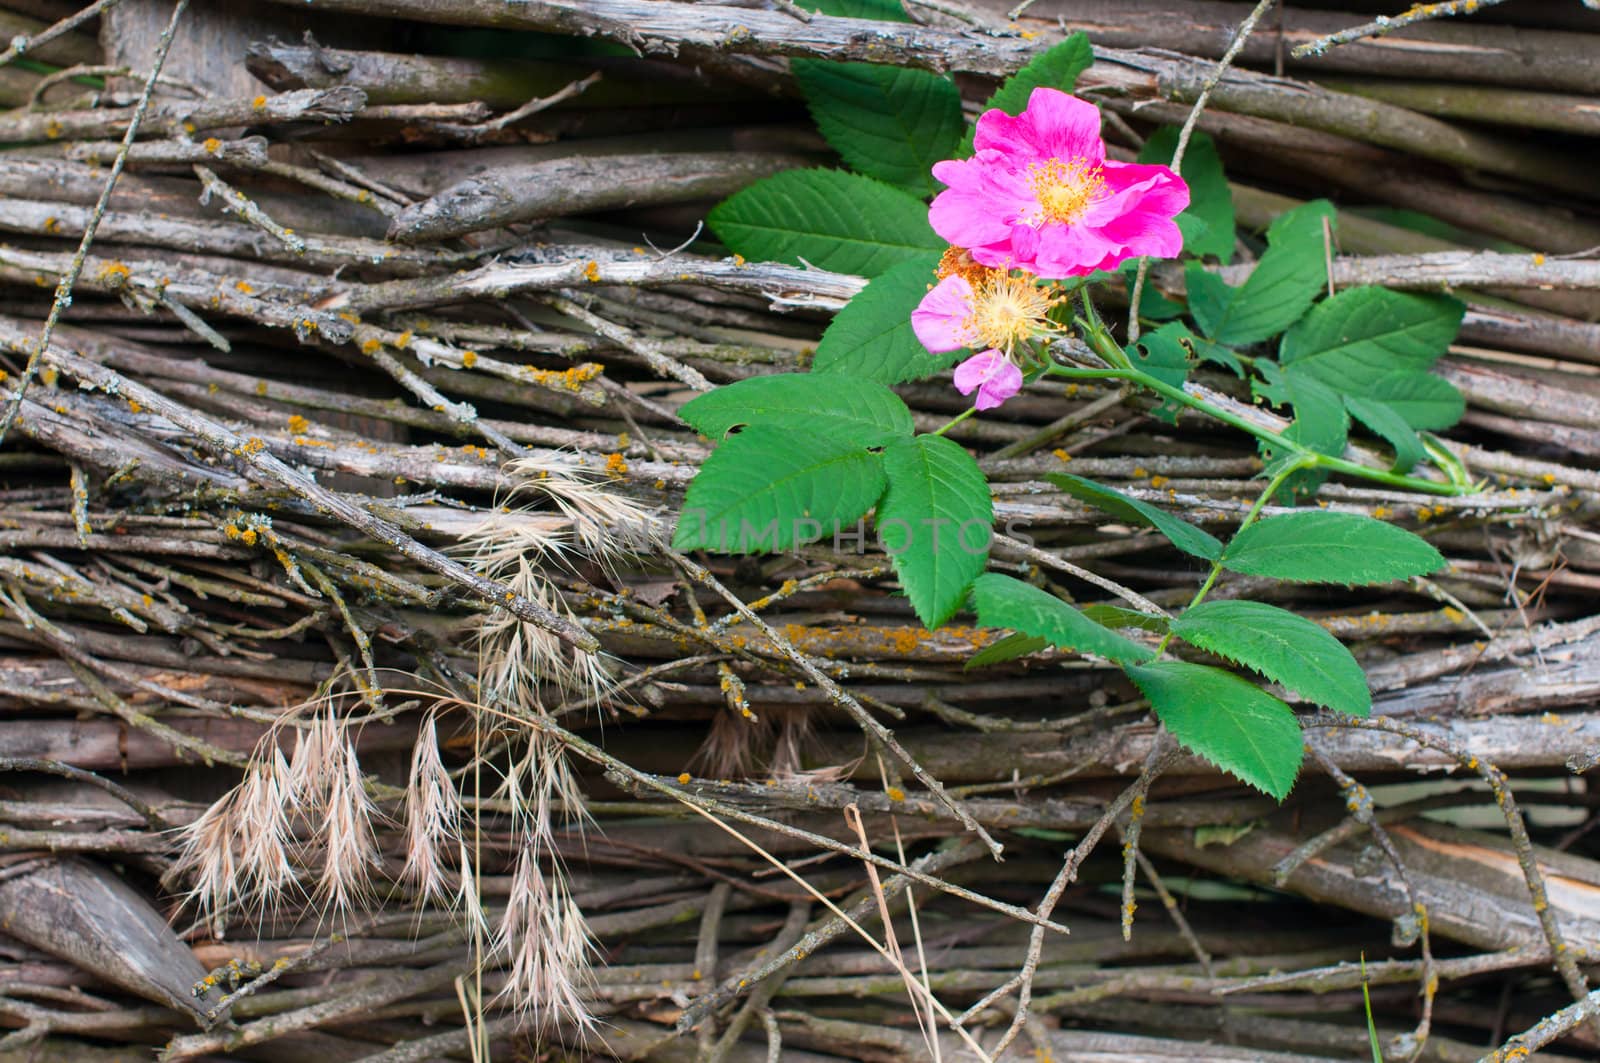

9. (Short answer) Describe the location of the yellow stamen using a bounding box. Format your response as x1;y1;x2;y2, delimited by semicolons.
964;273;1059;354
1028;157;1106;226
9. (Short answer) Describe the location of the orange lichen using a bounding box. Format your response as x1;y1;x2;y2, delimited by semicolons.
603;452;628;478
393;330;414;349
251;95;268;109
97;262;130;284
203;137;222;154
461;350;478;368
287;414;310;433
677;772;692;785
523;362;604;391
582;260;601;282
360;338;383;355
235;280;254;294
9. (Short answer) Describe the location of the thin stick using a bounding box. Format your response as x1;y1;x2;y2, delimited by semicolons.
1294;0;1512;59
0;0;190;449
1127;0;1277;340
670;552;1003;859
0;0;124;69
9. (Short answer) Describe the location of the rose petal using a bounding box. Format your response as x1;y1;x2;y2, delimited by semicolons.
975;357;1024;410
1018;88;1106;166
953;349;1005;396
911;275;979;353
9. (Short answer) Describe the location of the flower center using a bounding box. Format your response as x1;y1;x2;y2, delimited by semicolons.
965;273;1058;354
1027;158;1105;226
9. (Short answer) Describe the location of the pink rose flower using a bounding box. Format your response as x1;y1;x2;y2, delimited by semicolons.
953;350;1024;411
929;88;1190;279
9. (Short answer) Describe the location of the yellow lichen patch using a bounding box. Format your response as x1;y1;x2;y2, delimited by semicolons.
42;216;60;234
1532;253;1546;266
287;414;310;433
1148;474;1168;489
254;381;268;396
462;444;489;460
235;280;254;294
127;399;142;414
393;329;414;349
523;362;604;392
45;119;63;139
1372;506;1392;520
732;253;746;266
1052;448;1072;462
603;452;628;478
97;261;131;284
203;137;222;154
617;431;631;449
360;338;383;355
251;95;268;109
677;772;692;785
886;787;905;802
461;350;478;368
239;528;258;546
239;437;267;455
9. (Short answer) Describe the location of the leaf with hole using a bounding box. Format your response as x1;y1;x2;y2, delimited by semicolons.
812;252;954;384
877;434;993;628
1047;473;1222;561
1125;660;1304;799
679;372;913;445
708;169;943;278
674;426;885;553
1171;600;1370;716
1221;510;1445;585
971;573;1152;664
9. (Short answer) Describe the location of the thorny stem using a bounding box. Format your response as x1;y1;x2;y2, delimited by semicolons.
1054;312;1474;497
931;406;977;436
1153;454;1306;655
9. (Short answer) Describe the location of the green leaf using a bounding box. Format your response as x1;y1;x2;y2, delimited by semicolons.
708;169;943;278
1345;396;1424;473
1186;200;1334;346
1127;321;1192;422
1171;600;1371;716
963;34;1094;154
877;435;993;628
679;372;913;445
674;426;885;552
796;0;908;19
1279;286;1465;429
1081;604;1170;634
812;252;953;384
793;61;963;195
970;573;1153;664
965;631;1049;670
1138;128;1234;262
1221;511;1446;585
1046;473;1222;561
1125;660;1303;799
1254;360;1346;495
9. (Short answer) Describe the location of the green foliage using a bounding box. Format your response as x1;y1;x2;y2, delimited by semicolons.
1127;322;1194;422
877;435;994;627
979;34;1095;120
1171;600;1371;716
965;632;1049;669
1124;660;1303;799
1186;200;1334;346
795;0;908;19
1221;510;1446;585
970;573;1153;664
1138;128;1235;262
793;61;964;195
1047;473;1222;561
1080;604;1170;634
678;372;912;446
673;426;885;552
708;169;942;278
811;253;954;384
1271;286;1465;469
